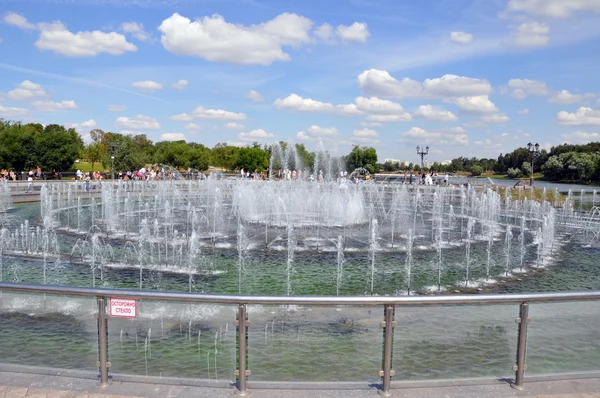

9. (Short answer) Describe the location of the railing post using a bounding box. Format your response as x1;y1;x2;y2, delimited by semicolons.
512;302;530;390
235;304;251;396
379;305;396;396
97;297;110;386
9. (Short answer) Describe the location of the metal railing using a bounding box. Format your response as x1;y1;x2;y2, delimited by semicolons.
1;282;600;396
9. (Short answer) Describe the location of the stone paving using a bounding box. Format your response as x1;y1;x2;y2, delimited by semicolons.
2;371;600;398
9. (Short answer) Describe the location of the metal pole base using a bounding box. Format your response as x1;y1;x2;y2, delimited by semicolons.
377;388;393;397
234;388;252;397
510;383;524;391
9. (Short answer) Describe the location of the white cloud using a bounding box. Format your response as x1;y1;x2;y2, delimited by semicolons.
358;69;423;98
158;12;313;65
107;104;126;112
273;94;360;115
32;100;78;112
518;108;530;115
366;114;412;123
447;95;498;113
506;0;600;18
246;90;264;102
314;23;334;41
336;22;369;42
184;123;201;131
352;128;379;144
548;90;596;104
306;125;338;137
424;75;492;97
360;121;383;127
7;80;47;101
354;96;405;114
171;79;188;89
68;119;96;130
239;129;274;141
450;31;474;44
0;105;30;117
557;107;600;126
560;131;600;144
225;122;245;130
414;105;458;122
121;21;151;41
115;114;160;130
3;12;36;30
67;119;97;142
402;126;468;146
508;79;550;98
160;132;186;141
512;22;550;47
192;106;246;121
36;21;137;57
132;80;163;91
358;69;492;99
170;113;193;121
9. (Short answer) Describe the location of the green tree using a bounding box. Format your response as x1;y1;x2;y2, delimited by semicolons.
541;156;564;181
211;143;239;170
345;145;378;173
234;146;269;172
83;142;104;171
35;124;83;172
0;121;36;172
470;165;483;176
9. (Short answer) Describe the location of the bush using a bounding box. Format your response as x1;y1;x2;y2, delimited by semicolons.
470;165;483;176
507;168;523;178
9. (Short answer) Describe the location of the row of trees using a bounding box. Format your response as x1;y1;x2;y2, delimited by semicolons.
0;120;379;175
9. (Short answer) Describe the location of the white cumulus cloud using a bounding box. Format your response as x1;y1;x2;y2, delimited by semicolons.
3;12;36;29
225;122;245;130
32;100;78;112
121;21;151;41
36;21;137;57
246;90;265;102
192;106;246;121
116;114;161;130
446;96;498;113
158;12;313;65
507;79;550;99
518;108;530;115
273;94;360;115
160;132;186;141
336;22;369;42
506;0;600;18
557;107;600;126
7;80;47;101
172;79;188;89
560;131;600;144
132;80;163;91
512;21;550;47
239;129;274;141
450;31;474;44
0;105;30;118
414;105;458;122
548;90;596;104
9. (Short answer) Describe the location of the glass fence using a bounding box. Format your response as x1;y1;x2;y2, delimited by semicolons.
1;282;600;396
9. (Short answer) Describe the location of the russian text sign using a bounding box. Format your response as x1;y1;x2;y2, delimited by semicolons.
109;298;137;318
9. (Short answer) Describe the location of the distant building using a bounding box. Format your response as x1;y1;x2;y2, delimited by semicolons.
383;158;402;164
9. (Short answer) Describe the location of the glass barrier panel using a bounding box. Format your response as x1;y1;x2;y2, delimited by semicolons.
247;305;381;382
107;300;236;381
527;301;600;375
393;304;517;380
0;291;97;371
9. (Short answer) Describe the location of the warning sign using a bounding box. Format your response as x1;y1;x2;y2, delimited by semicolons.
109;298;137;318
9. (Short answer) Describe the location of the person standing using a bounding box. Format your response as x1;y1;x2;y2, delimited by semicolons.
26;174;34;193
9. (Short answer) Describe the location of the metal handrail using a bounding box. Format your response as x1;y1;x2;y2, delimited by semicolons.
2;281;600;396
1;282;600;305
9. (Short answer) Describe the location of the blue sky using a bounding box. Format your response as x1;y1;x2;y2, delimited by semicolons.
1;0;600;164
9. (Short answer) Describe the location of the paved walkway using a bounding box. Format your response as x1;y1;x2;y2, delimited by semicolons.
2;370;600;398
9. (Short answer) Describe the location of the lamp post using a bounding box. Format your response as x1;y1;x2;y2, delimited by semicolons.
527;142;540;187
416;145;429;170
109;139;120;180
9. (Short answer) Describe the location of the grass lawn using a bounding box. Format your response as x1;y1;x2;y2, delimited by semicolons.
72;161;106;173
